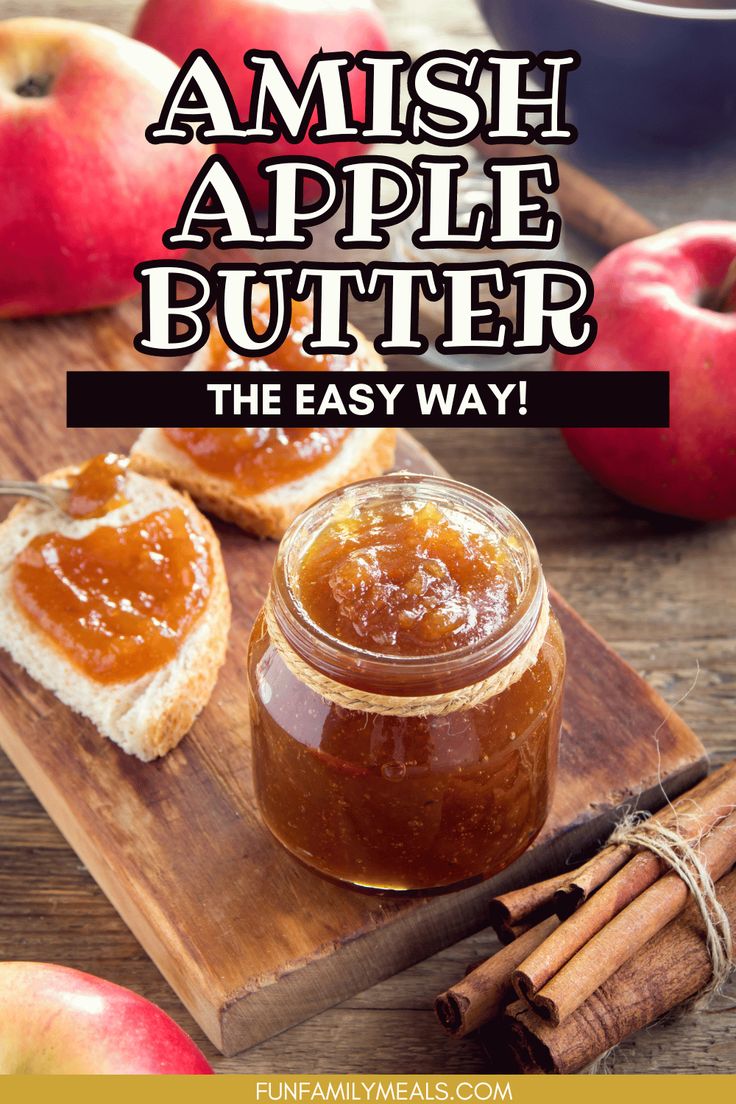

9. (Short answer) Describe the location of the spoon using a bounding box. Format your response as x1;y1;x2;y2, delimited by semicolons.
0;479;70;513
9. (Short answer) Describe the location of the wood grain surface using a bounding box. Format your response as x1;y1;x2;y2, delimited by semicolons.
0;310;707;1057
0;0;735;1076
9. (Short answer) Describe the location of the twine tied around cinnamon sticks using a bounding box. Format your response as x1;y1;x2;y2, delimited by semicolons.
263;583;550;716
435;762;736;1064
608;813;734;1004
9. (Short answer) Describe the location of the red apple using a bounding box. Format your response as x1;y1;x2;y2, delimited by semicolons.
556;221;736;521
134;0;389;210
0;18;211;317
0;961;212;1073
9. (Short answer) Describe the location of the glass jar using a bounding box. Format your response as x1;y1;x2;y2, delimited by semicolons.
248;474;565;892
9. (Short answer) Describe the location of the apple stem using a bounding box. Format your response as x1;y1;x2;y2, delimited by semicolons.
713;258;736;313
15;74;52;98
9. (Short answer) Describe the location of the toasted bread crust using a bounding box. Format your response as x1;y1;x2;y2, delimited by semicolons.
138;520;230;757
0;465;231;761
131;427;397;540
131;318;397;539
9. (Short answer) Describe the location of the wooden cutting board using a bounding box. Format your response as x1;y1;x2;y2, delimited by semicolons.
0;303;706;1057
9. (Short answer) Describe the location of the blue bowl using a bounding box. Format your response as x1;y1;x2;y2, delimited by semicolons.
477;0;736;147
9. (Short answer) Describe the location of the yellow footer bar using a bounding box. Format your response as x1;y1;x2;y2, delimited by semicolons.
2;1075;734;1102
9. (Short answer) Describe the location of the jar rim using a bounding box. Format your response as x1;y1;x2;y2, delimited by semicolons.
269;472;546;696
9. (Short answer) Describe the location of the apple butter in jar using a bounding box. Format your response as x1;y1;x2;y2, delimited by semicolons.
248;473;565;891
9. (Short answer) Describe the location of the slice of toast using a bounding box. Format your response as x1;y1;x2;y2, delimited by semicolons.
0;465;231;761
132;423;396;540
130;302;396;539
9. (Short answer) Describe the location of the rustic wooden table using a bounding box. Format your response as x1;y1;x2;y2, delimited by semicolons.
1;0;735;1075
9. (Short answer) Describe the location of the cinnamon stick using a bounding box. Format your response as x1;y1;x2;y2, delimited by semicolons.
496;920;539;945
512;763;736;1002
489;871;575;941
471;139;658;252
530;808;736;1025
490;844;632;935
552;844;634;920
513;851;658;1005
435;916;558;1038
496;867;736;1074
464;958;490;978
494;762;736;931
554;156;658;251
439;765;736;1047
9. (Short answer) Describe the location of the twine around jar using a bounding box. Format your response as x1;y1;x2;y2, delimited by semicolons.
262;583;550;717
